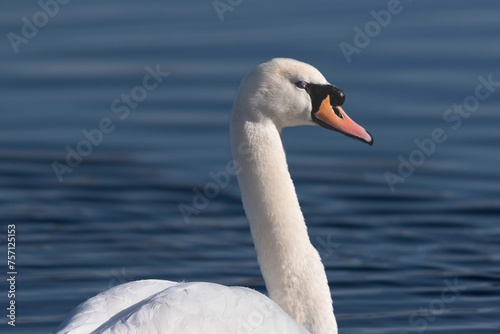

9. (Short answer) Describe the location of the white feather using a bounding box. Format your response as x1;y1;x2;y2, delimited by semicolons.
56;280;308;334
56;58;345;334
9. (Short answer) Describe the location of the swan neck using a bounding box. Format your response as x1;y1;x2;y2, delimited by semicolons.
230;111;337;334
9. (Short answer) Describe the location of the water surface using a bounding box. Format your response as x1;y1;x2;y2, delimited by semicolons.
0;1;499;333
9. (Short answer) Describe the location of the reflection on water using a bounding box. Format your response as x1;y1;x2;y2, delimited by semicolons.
0;0;499;333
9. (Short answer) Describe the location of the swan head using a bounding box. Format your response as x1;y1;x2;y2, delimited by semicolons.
233;58;373;145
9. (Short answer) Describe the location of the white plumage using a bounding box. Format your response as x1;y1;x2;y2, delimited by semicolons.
58;280;307;333
56;58;372;334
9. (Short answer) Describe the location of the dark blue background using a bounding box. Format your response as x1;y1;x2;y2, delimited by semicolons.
1;1;499;333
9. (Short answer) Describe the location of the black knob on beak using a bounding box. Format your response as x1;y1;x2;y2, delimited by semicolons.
330;86;345;106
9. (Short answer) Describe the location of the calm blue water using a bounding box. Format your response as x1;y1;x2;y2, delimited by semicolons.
1;1;499;333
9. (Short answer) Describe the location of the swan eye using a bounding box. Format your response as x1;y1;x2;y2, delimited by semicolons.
295;81;308;89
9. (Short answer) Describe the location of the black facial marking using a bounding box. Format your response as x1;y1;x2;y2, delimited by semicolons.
331;87;345;106
308;84;355;139
305;84;373;145
333;106;343;119
305;84;345;116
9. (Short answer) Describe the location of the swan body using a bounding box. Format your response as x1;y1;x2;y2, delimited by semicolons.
57;280;307;334
56;58;372;334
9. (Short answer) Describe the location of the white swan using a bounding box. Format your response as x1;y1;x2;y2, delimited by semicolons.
56;58;372;334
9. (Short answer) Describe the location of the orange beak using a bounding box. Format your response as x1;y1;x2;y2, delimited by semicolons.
314;95;373;145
